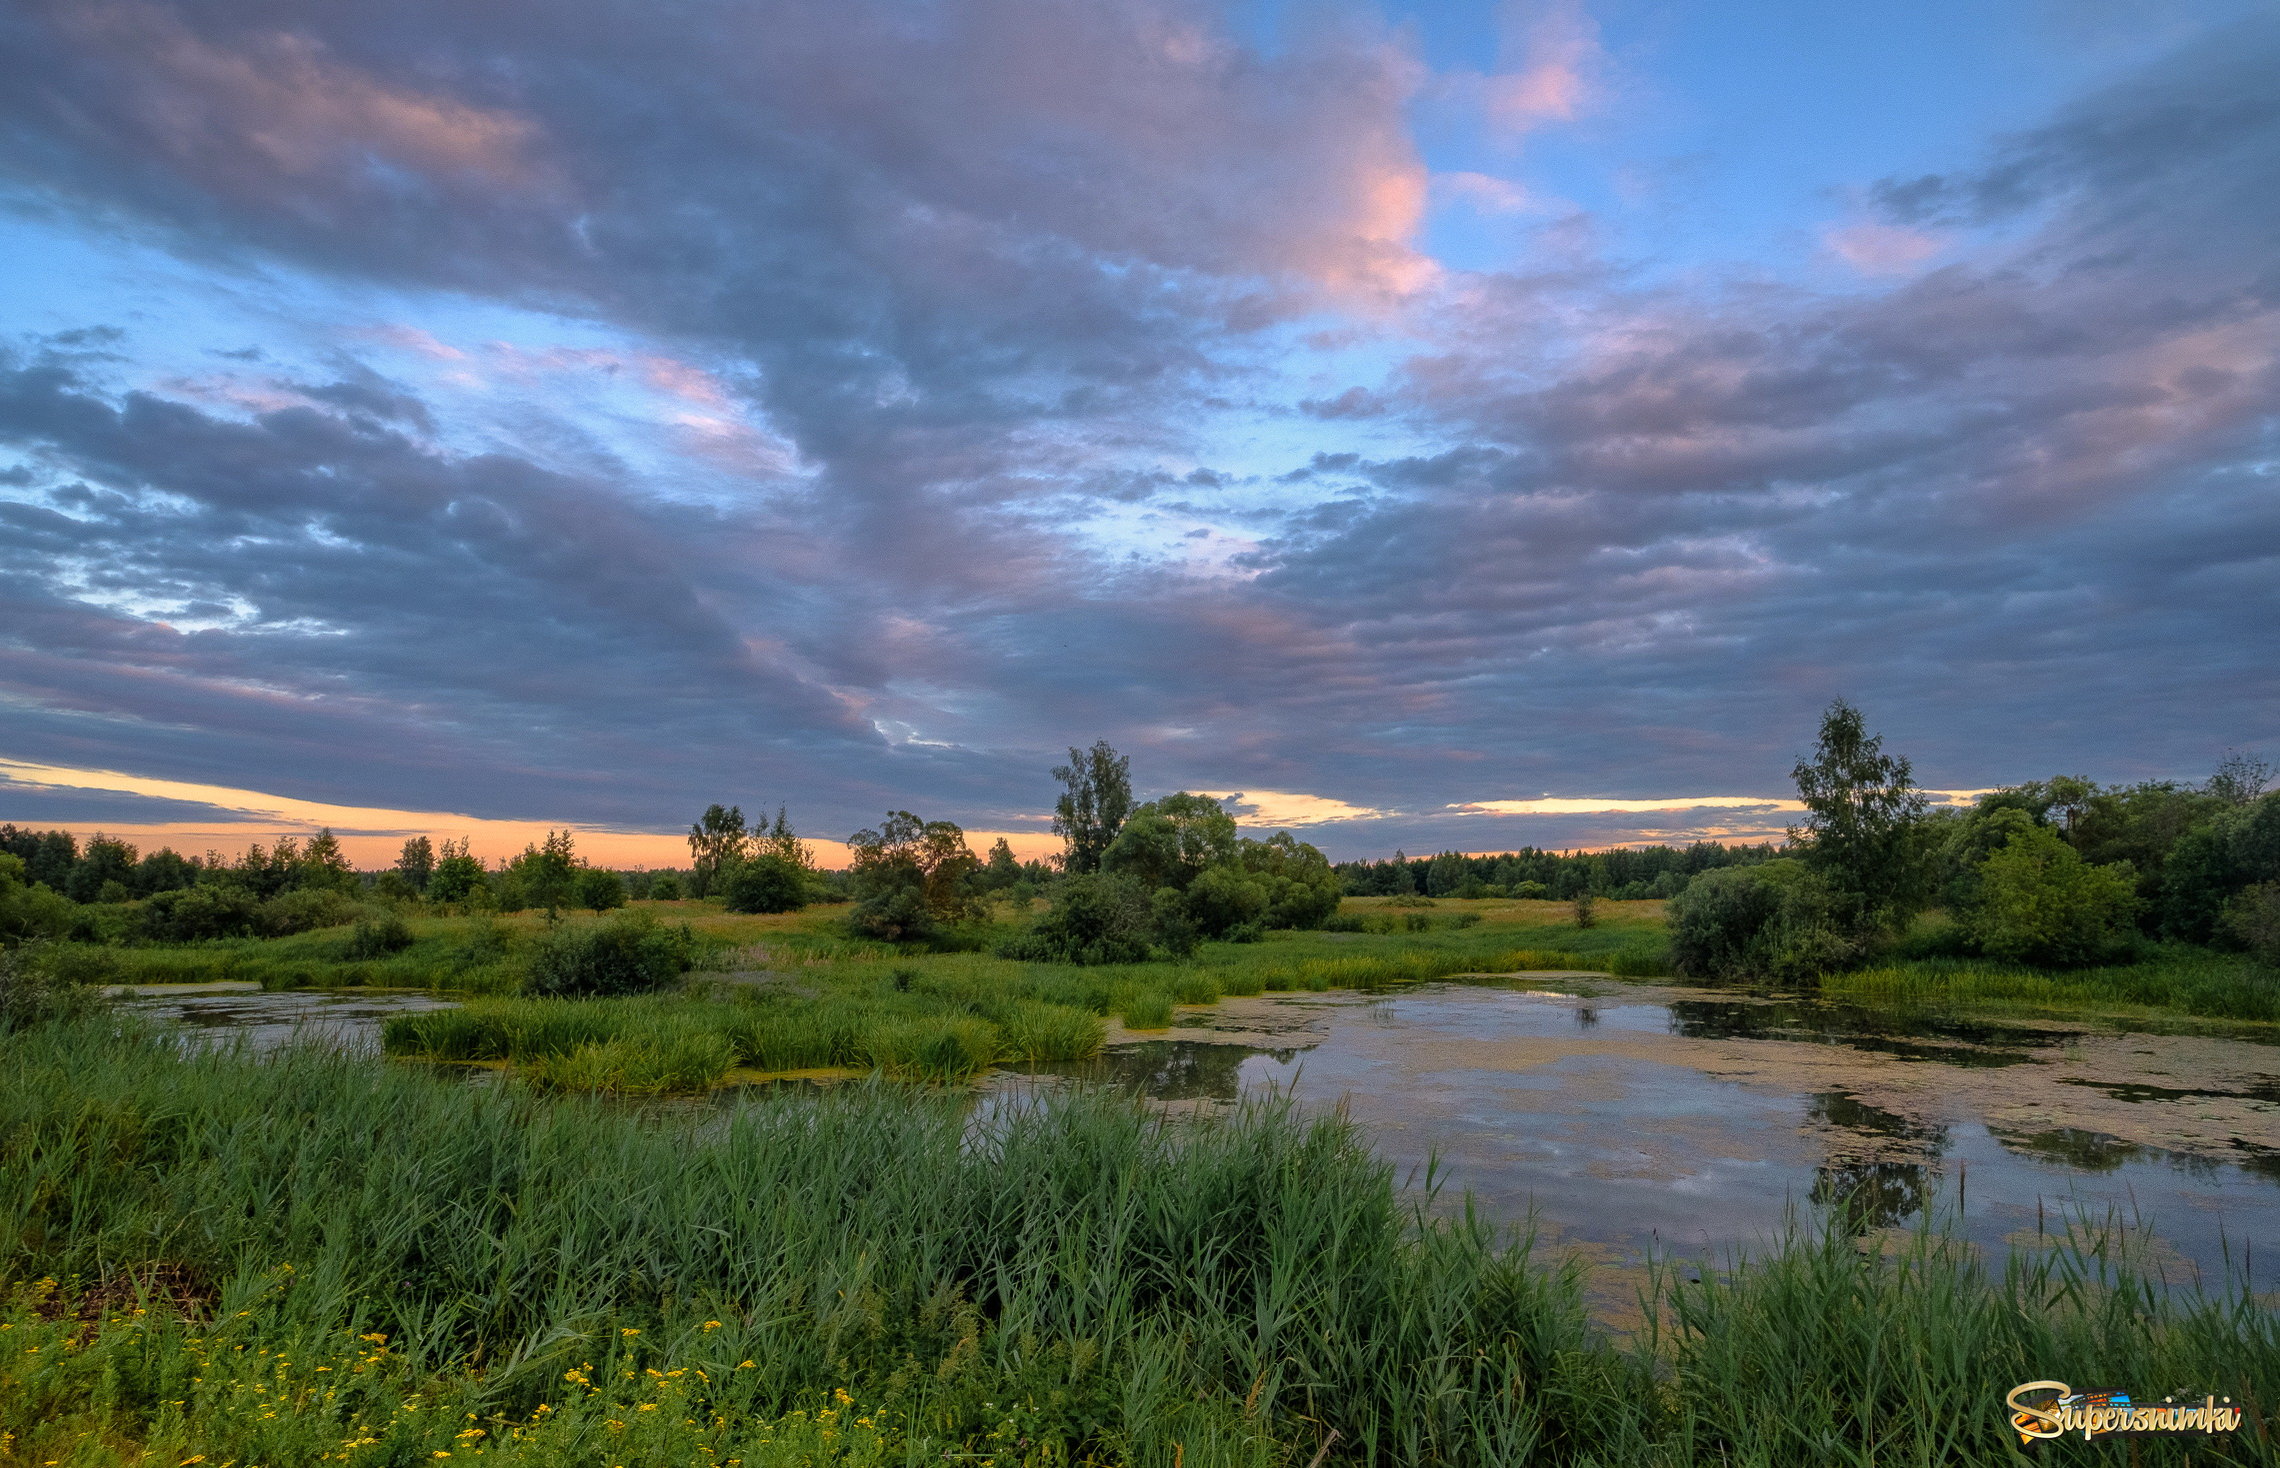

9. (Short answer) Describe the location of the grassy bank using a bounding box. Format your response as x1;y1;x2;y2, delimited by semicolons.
1825;948;2280;1024
3;1015;2274;1466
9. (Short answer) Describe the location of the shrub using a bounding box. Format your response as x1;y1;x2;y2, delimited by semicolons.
1968;823;2139;967
256;887;363;937
1667;860;1854;981
575;867;627;913
523;913;692;997
134;883;256;943
721;855;807;914
997;873;1158;964
344;910;415;959
2222;881;2280;967
646;871;682;900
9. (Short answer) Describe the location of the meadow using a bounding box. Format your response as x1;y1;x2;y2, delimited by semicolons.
3;1011;2275;1468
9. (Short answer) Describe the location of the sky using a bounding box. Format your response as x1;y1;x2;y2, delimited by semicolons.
0;0;2275;866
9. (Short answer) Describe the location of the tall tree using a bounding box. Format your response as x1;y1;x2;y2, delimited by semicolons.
395;836;436;893
1051;740;1134;875
299;829;357;892
1790;701;1930;935
686;804;752;897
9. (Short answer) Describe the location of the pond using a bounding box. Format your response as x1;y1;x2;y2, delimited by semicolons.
1015;979;2280;1292
118;976;2280;1292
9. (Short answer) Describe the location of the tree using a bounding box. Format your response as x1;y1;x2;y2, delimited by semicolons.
575;866;627;913
1051;740;1134;874
2207;749;2274;807
1790;701;1930;937
976;838;1024;893
66;835;137;904
2225;883;2280;967
760;807;812;872
1967;822;2139;967
686;804;753;897
395;836;436;893
1100;793;1237;891
427;838;487;904
299;829;357;892
502;830;579;915
1667;861;1854;981
845;812;981;943
997;873;1158;965
722;855;807;913
1426;852;1466;897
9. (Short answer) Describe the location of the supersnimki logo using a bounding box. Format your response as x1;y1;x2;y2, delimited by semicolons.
2005;1381;2244;1444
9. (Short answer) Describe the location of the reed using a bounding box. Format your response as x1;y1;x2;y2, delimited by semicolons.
6;1016;2274;1466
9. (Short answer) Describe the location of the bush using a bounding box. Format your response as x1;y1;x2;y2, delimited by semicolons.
2223;881;2280;967
997;873;1158;964
646;871;682;900
0;856;77;947
256;887;363;937
523;913;693;997
135;883;257;942
576;867;627;913
1667;860;1854;981
1967;823;2139;967
344;910;415;959
721;855;807;914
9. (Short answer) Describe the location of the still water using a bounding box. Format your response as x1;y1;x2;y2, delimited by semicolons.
1019;981;2280;1289
122;978;2280;1289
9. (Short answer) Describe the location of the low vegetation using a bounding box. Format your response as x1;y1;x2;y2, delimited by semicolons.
2;1013;2273;1468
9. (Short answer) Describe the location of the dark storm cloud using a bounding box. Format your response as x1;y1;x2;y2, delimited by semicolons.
0;3;2274;854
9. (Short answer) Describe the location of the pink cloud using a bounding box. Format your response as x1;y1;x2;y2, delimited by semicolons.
1487;0;1603;138
1824;222;1947;275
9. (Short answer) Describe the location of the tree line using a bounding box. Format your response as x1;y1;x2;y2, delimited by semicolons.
1336;842;1777;901
1666;703;2280;977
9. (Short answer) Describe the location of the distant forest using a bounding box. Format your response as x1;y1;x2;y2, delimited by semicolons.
1336;843;1775;901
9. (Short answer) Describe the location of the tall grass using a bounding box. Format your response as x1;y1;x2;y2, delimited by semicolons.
4;1016;2273;1466
1824;951;2279;1023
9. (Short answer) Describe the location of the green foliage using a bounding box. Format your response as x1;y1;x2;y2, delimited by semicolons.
997;1000;1107;1061
255;885;364;936
1051;739;1134;875
297;827;358;891
2161;792;2280;943
2222;881;2280;968
344;909;416;960
974;836;1024;892
426;837;488;903
845;811;981;943
394;833;435;892
1667;860;1855;981
497;829;580;913
722;853;808;913
998;872;1158;964
1965;820;2140;967
1115;987;1175;1028
0;853;78;946
1100;791;1237;889
523;911;693;997
1790;700;1931;934
63;834;137;903
575;864;627;912
686;802;753;897
646;869;683;900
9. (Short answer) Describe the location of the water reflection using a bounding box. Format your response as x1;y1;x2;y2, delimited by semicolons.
1806;1091;1949;1232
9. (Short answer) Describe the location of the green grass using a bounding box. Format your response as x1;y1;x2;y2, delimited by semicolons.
1825;949;2280;1023
4;1015;2274;1467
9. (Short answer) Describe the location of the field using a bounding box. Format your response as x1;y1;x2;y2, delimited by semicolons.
3;1012;2274;1468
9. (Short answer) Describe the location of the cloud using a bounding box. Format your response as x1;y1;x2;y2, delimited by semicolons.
0;7;2273;863
1822;222;1946;275
1485;0;1603;138
1193;790;1392;826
